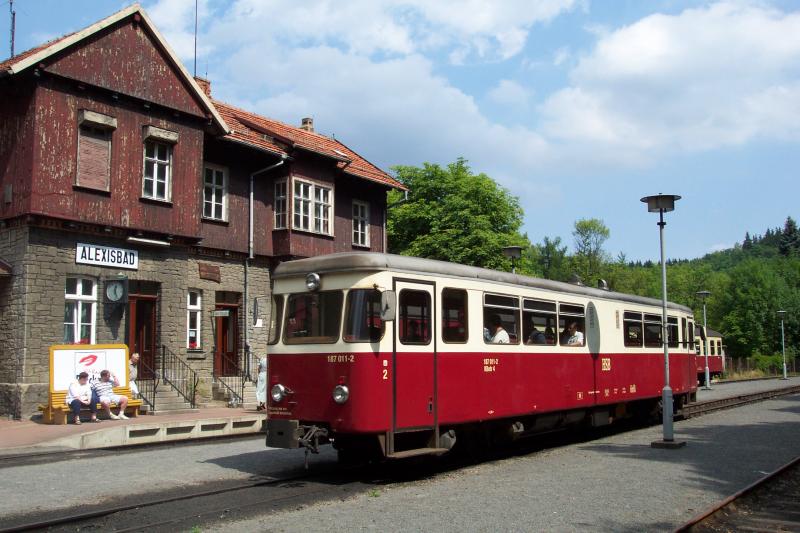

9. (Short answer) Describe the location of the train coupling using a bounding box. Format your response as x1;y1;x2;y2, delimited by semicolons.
266;419;329;453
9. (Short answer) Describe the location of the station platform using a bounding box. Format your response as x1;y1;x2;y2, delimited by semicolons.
0;378;794;458
0;408;265;457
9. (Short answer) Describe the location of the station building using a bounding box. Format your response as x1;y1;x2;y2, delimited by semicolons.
0;5;403;418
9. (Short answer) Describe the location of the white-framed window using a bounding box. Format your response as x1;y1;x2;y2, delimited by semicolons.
203;164;227;221
64;277;96;345
293;179;332;235
352;200;370;247
187;290;202;349
274;180;287;229
143;140;172;201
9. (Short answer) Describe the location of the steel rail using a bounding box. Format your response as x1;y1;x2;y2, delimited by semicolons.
0;471;317;533
680;384;800;418
674;454;800;532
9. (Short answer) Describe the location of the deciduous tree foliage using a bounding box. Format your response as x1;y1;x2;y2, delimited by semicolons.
387;159;529;270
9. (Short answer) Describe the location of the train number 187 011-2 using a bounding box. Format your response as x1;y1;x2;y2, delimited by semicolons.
327;354;355;363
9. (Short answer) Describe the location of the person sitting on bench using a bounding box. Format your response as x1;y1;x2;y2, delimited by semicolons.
93;369;129;420
66;371;99;424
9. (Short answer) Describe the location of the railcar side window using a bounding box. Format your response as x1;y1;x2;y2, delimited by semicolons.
442;288;468;343
682;318;687;347
344;289;385;343
667;316;679;348
623;311;643;347
284;291;343;344
558;303;586;347
710;340;716;355
688;321;694;344
399;290;432;345
717;340;723;355
483;293;520;344
268;295;284;345
523;299;556;345
644;313;662;348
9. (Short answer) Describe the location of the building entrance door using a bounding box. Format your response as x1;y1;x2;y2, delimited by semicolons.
214;305;239;377
129;296;157;379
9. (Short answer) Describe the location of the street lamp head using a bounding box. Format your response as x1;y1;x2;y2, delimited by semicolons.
696;290;711;300
501;246;523;260
640;194;681;213
777;310;787;318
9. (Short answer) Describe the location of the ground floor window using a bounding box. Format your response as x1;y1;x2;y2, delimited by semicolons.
64;277;96;344
187;290;202;349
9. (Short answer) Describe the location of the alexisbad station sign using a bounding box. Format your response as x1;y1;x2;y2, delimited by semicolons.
76;243;138;270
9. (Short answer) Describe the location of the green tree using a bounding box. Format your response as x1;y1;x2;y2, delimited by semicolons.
779;216;800;257
572;218;610;284
387;159;529;270
534;236;570;281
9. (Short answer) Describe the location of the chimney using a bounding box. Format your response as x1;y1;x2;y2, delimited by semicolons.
300;117;314;132
194;76;211;98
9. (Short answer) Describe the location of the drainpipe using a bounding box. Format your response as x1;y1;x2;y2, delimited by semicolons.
244;155;287;378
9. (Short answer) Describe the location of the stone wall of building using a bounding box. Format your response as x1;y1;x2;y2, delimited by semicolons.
0;226;271;417
0;225;30;418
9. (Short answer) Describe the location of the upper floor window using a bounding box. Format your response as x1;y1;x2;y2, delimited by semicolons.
203;164;227;221
274;181;288;229
293;179;332;235
64;277;96;345
352;200;370;247
143;140;172;201
76;110;117;192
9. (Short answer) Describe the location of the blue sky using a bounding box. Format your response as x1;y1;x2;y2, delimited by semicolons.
2;0;798;261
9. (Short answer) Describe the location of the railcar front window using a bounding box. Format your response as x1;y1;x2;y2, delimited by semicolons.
344;289;385;343
284;291;343;344
268;295;284;345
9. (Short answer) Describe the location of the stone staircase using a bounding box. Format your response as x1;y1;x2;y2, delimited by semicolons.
212;377;259;410
140;386;197;415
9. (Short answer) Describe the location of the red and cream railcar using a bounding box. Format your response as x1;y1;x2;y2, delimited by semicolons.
265;253;698;459
695;327;725;381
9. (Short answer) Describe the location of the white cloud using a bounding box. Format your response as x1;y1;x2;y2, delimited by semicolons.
553;46;570;66
709;243;732;253
487;79;531;108
540;2;800;158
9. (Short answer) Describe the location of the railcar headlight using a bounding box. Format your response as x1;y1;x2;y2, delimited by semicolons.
306;273;321;292
271;384;287;403
332;384;350;404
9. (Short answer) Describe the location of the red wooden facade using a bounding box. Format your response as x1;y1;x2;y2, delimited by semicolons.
0;4;402;258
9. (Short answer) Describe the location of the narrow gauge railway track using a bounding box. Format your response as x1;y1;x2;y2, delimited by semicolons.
676;454;800;532
680;383;800;419
3;384;799;533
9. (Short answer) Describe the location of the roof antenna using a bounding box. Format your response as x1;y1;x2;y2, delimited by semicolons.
193;0;198;76
9;0;16;58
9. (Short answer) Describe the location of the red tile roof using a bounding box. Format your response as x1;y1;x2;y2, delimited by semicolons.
0;31;77;73
213;100;404;190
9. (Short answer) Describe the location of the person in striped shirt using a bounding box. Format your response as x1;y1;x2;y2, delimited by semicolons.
92;369;129;420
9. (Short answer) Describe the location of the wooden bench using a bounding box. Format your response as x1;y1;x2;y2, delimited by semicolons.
39;386;142;425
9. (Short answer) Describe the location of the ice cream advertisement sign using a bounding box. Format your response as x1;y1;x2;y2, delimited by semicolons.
49;344;129;391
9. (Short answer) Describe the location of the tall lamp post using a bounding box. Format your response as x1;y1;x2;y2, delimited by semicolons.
697;290;712;389
502;246;523;274
777;310;787;380
641;194;686;449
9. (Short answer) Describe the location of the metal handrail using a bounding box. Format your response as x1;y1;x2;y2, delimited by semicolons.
159;345;199;408
212;351;246;407
134;357;159;411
